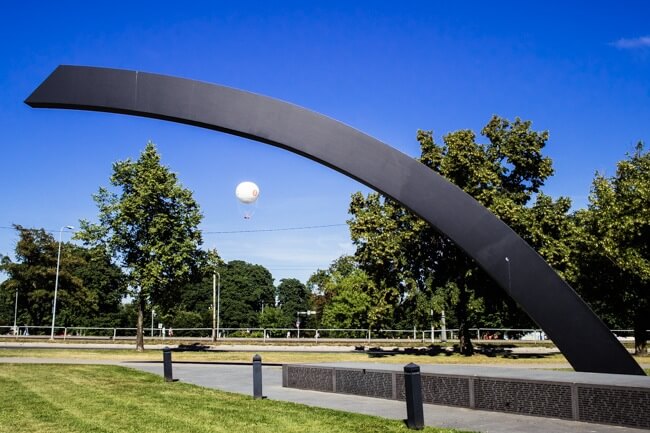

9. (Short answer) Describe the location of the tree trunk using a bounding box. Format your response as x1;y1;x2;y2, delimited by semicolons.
136;296;145;352
634;312;648;356
457;284;474;356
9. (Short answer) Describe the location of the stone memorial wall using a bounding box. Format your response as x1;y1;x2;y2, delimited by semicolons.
283;364;649;429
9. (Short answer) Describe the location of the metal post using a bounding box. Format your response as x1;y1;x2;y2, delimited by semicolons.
163;346;174;382
441;310;447;342
296;312;300;339
51;225;73;340
151;309;156;337
212;272;220;342
13;289;18;336
212;273;216;341
404;363;424;429
216;272;221;341
253;354;263;399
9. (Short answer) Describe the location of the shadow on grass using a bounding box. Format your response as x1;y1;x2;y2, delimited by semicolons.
364;343;557;360
366;345;453;358
173;343;211;352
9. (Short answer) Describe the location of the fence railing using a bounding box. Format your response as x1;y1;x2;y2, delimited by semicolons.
0;325;643;343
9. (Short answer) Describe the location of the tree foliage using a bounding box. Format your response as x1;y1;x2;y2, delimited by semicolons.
218;260;275;328
77;142;204;350
2;124;646;354
576;142;650;354
277;278;311;327
258;306;287;330
308;255;394;333
168;248;223;330
348;116;573;353
0;225;127;330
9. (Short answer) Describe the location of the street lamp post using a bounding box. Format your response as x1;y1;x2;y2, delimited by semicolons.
441;310;447;342
212;272;221;342
296;312;300;339
13;289;18;336
151;309;156;337
50;225;74;340
296;310;317;339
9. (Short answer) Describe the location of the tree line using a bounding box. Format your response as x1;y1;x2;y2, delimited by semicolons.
1;119;648;354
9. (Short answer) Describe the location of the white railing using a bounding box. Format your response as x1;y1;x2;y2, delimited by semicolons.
0;324;644;343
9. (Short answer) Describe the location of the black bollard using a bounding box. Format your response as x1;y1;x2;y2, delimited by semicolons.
163;346;174;382
253;354;263;399
404;363;424;429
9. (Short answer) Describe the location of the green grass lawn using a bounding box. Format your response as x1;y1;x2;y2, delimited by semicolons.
0;347;575;365
1;347;647;374
0;364;471;433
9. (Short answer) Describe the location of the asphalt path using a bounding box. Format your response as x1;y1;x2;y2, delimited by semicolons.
121;361;647;433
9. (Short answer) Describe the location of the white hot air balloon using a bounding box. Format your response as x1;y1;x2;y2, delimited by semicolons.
235;181;260;219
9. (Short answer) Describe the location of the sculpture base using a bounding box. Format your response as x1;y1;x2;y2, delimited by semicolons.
282;362;650;429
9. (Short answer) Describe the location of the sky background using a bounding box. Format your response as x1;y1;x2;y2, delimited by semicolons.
1;1;649;284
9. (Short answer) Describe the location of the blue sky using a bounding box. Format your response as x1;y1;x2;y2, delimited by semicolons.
1;1;649;283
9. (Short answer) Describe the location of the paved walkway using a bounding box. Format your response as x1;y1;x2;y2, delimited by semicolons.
124;362;648;433
2;348;649;433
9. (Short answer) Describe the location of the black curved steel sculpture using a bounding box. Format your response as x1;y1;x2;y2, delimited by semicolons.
25;65;644;375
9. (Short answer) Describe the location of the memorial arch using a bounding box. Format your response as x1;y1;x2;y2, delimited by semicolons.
26;65;644;375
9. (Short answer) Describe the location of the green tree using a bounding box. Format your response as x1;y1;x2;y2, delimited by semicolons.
308;255;393;333
169;249;223;331
218;260;275;329
577;142;650;354
320;269;374;331
1;226;63;328
348;116;571;354
277;278;311;327
0;225;127;330
77;142;204;351
67;244;128;327
259;307;287;330
167;311;204;336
